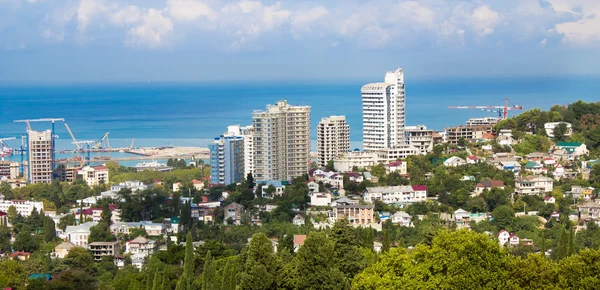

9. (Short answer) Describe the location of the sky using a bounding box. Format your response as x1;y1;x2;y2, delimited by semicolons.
1;0;600;83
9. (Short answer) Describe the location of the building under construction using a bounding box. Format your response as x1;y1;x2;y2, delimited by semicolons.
27;129;54;184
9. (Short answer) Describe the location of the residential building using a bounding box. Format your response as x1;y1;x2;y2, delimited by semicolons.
474;180;505;194
405;125;434;153
466;156;479;164
515;176;553;195
554;142;589;158
109;221;165;236
65;222;97;247
293;234;307;252
364;185;427;205
386;160;407;175
0;197;44;216
310;192;332;207
579;201;600;221
545;122;572;138
333;150;386;172
257;180;286;198
253;100;310;180
307;181;319;193
78;165;109;186
226;125;254;177
210;133;244;185
224;202;245;225
330;204;374;225
466;117;500;127
125;236;157;259
27;129;54;184
524;161;544;175
391;211;412;227
317;116;350;167
0;161;19;180
446;125;493;145
361;68;406;151
111;180;150;193
570;186;595;201
53;241;76;259
56;165;80;183
88;242;120;261
10;251;31;261
78;204;120;223
292;214;305;226
544;196;556;204
498;230;510;247
444;156;467;167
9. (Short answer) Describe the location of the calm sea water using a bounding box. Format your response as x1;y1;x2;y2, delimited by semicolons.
1;76;599;154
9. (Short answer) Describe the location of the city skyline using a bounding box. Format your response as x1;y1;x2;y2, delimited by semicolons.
1;0;600;82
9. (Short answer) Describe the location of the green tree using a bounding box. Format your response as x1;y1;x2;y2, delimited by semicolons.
221;258;238;290
161;268;170;290
491;205;515;230
6;205;18;224
64;247;94;272
553;122;569;141
506;253;558;289
58;213;77;231
331;220;366;279
175;232;194;290
44;216;57;242
0;225;12;253
13;230;39;252
202;251;218;290
325;160;336;171
557;249;600;289
0;260;28;289
151;268;161;290
238;233;280;290
382;230;390;253
281;232;349;289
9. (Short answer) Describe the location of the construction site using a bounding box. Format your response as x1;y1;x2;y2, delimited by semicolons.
0;118;208;183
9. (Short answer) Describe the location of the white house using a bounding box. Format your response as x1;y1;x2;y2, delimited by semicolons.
474;180;505;195
454;209;471;228
553;164;565;179
310;192;332;207
554;142;589;158
0;198;44;217
444;156;467;167
391;211;413;227
64;222;98;247
498;229;519;247
258;180;286;198
307;181;319;193
386;161;407;175
515;176;553;195
53;241;76;259
292;214;305;226
78;165;109;186
125;236;157;266
364;185;427;205
544;122;572;138
172;182;181;192
544;196;556;204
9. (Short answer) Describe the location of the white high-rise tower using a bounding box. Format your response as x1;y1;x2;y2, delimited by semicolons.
361;68;406;151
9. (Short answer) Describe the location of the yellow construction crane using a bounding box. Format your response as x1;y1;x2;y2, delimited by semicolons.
64;123;80;150
93;132;111;150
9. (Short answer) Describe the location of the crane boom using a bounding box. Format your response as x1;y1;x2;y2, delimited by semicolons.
448;97;523;119
64;123;80;150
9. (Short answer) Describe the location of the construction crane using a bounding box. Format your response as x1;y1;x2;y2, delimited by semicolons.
93;132;111;150
14;118;65;182
16;136;26;176
129;139;135;150
64;123;80;150
0;137;16;157
72;141;94;166
448;97;523;120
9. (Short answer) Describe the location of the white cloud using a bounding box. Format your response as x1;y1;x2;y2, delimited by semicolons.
40;5;77;43
290;5;328;37
390;1;436;29
546;0;600;44
126;8;173;48
469;5;500;36
77;0;113;32
540;38;548;46
111;5;142;25
166;0;216;22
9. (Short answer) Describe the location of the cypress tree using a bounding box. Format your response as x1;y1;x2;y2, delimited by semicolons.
176;232;194;290
146;270;155;290
221;260;236;290
202;251;217;290
44;217;56;242
161;267;170;290
151;269;161;290
382;230;391;253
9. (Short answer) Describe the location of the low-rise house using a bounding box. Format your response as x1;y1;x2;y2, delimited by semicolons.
466;156;479;164
258;180;286;198
191;179;204;191
110;221;166;236
224;202;245;225
364;185;427;205
10;251;31;261
65;222;98;247
373;242;383;253
524;161;544;175
330;204;374;226
292;214;305;226
78;165;109;186
444;156;467;167
172;182;182;192
191;206;215;223
515;176;553;195
293;235;307;252
330;197;358;207
497;135;514;146
78;204;120;223
391;211;412;227
544;196;556;204
554;142;588;158
474;180;505;195
88;242;120;261
553;164;565;179
498;230;519;247
346;172;364;183
543;158;556;166
454;209;471;228
509;233;520;246
53;241;76;259
521;239;534;246
579;201;600;221
125;236;157;262
310;192;332;207
386;160;407;175
545;122;572;138
307;181;319;193
167;217;181;234
498;161;521;173
570;186;595;200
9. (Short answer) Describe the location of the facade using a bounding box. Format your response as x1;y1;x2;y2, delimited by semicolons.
209;134;244;185
88;242;120;261
330;204;374;225
515;176;553;195
53;241;76;259
545;122;572;138
333;151;385;172
391;211;413;227
405;125;434;154
0;161;19;180
317;116;350;167
125;236;157;258
361;68;406;151
444;156;467;167
466;117;500;127
253;100;310;180
224;202;245;225
292;214;305;226
65;222;97;247
364;185;428;205
78;165;109;186
446;125;493;145
386;160;407;175
578;201;600;221
474;180;505;194
0;198;44;217
27;129;54;184
226;125;254;177
310;192;333;207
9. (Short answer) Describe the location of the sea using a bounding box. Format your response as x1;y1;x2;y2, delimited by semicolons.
1;75;599;165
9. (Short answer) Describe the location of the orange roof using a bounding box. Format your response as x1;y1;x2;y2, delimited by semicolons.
482;133;494;139
294;234;307;246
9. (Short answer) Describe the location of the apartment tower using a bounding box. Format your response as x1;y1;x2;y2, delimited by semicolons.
361;68;406;151
253;100;310;180
27;129;54;184
209;132;245;185
317;116;350;167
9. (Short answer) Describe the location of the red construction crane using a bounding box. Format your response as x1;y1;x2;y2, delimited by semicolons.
448;97;523;119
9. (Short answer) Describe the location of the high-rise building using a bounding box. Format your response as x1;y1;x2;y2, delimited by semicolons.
317;116;350;167
27;129;53;184
209;133;245;185
361;68;406;151
226;125;254;178
253;100;310;180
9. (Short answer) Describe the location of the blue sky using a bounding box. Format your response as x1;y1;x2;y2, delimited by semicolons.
1;0;600;82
